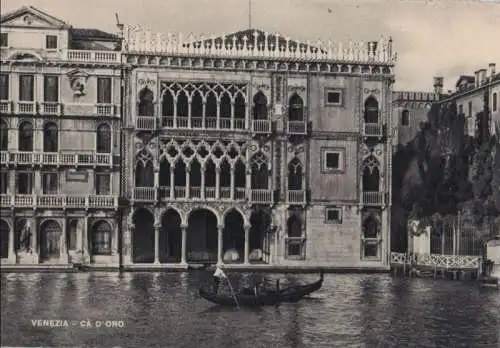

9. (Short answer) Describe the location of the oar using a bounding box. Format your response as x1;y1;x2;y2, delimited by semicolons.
226;277;240;309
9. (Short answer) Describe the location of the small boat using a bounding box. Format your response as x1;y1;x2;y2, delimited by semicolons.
240;270;324;302
198;287;284;307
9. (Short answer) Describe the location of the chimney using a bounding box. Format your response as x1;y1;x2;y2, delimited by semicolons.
478;69;487;85
474;70;480;87
489;63;496;78
433;76;443;96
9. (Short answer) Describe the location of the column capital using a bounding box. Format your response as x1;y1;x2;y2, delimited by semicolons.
217;225;224;231
180;224;188;229
243;224;251;231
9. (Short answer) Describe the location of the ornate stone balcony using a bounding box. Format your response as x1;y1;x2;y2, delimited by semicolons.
0;101;12;114
135;116;248;132
287;121;307;135
95;103;116;116
133;186;247;202
65;50;120;64
362;191;385;206
250;189;273;204
0;194;119;209
16;102;36;115
363;122;384;137
123;25;397;65
40;102;62;116
286;190;306;205
2;151;114;167
251;119;272;134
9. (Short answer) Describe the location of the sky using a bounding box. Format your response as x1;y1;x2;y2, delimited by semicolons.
1;0;499;92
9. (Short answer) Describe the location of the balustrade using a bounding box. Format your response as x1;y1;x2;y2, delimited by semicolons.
153;116;247;131
251;119;272;133
2;151;113;167
287;121;307;134
0;194;118;209
0;101;12;114
362;191;385;206
65;50;120;63
286;190;306;204
133;186;249;202
250;189;273;204
17;102;36;114
363;122;384;137
40;102;61;116
95;104;115;116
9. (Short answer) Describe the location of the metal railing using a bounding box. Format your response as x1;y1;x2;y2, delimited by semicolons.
287;190;306;204
252;119;272;133
363;122;384;137
287;120;307;134
362;191;385;205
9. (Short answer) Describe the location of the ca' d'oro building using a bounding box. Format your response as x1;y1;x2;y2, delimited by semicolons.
0;6;122;268
120;25;397;270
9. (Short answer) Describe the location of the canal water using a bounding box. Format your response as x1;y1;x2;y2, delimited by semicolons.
1;272;499;348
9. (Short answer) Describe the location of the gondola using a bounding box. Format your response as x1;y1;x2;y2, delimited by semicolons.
240;270;324;302
198;287;284;307
199;270;324;307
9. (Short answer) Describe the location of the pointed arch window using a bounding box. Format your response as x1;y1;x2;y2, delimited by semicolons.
43;122;58;152
138;86;154;117
253;91;268;120
161;90;174;116
18;121;33;152
0;120;7;150
234;93;246;123
288;94;304;121
176;91;188;117
96;123;111;153
364;96;379;123
362;156;380;192
250;152;269;189
135;152;154;187
287;158;303;190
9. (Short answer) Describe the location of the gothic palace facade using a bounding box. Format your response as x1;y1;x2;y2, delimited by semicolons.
0;6;397;270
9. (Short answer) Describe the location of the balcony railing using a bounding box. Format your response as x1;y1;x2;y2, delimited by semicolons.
150;116;247;131
65;50;120;64
95;104;115;116
0;101;12;114
2;151;114;167
40;102;62;116
287;190;306;205
363;123;384;137
136;116;157;131
17;102;36;114
362;191;385;206
0;194;119;209
252;119;272;134
287;120;307;134
250;189;273;204
135;186;248;202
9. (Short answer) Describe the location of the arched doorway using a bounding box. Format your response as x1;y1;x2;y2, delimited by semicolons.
0;219;9;259
160;209;182;263
66;219;78;252
138;87;154;117
249;209;271;262
39;220;62;263
286;213;303;258
364;96;379;123
362;210;381;259
223;209;245;263
132;208;155;263
186;209;218;262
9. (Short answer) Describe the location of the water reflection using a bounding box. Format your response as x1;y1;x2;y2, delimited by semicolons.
1;272;499;348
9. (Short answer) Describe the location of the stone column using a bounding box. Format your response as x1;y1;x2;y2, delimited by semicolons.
215;167;220;200
153;168;159;201
31;217;39;264
82;216;89;259
59;218;68;263
216;101;220;129
230;167;235;200
185;166;190;199
169;166;175;199
154;223;160;264
244;224;250;264
8;222;15;263
124;223;133;265
230;102;235;129
200;167;206;200
217;225;224;265
180;224;187;264
245;103;249;130
202;103;206;129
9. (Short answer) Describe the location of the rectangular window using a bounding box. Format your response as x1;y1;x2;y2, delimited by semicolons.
45;35;58;49
19;75;34;101
95;172;110;195
401;110;410;126
325;207;342;224
97;77;112;104
493;93;498;112
458;104;463;115
0;171;8;194
321;148;345;173
325;89;342;106
0;33;7;47
43;75;59;102
0;74;8;100
16;172;33;194
362;241;380;259
468;101;472;118
42;172;58;194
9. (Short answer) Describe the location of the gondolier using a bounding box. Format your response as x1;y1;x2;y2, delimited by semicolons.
212;265;227;293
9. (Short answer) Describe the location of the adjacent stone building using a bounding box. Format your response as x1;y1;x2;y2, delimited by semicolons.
0;6;122;267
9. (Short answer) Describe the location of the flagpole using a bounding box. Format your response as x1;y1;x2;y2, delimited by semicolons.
248;0;252;29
